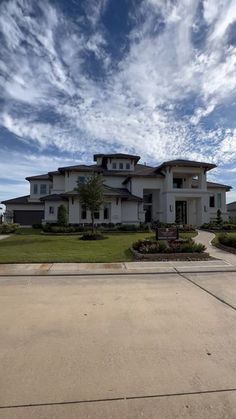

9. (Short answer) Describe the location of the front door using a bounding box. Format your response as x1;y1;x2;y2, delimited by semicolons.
175;201;187;224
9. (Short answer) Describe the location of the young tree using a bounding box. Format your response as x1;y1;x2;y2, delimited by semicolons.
57;204;68;226
76;173;104;234
216;209;223;226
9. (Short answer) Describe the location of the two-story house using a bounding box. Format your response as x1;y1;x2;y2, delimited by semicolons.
2;153;231;226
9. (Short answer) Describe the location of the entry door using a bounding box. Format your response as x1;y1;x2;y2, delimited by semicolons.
175;201;187;224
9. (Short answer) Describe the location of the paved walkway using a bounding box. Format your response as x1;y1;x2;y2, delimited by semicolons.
194;230;236;266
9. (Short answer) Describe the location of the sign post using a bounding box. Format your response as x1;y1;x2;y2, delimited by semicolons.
151;222;179;241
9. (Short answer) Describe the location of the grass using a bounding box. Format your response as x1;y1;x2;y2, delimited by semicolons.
0;229;197;263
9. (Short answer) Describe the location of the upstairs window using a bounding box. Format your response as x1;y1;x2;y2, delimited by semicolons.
173;178;183;189
40;184;47;195
119;162;123;169
209;195;215;208
126;163;130;170
112;162;117;169
81;205;87;220
78;176;86;184
33;184;38;194
217;193;222;209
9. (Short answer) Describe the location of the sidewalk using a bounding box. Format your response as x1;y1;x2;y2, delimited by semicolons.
194;230;236;266
0;231;235;276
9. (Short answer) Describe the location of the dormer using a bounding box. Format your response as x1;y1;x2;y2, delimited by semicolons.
93;153;140;172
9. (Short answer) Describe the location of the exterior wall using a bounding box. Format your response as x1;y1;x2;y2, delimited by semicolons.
6;203;44;211
52;174;65;193
44;201;68;223
65;171;89;192
121;201;139;223
208;188;228;221
68;197;80;223
103;176;127;188
29;180;53;200
106;158;134;171
131;177;163;197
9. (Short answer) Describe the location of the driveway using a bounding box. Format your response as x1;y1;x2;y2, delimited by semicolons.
0;272;236;418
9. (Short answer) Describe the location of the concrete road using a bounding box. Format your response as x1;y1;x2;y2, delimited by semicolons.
0;272;236;418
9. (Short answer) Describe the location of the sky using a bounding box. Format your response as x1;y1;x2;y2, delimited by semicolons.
0;0;236;203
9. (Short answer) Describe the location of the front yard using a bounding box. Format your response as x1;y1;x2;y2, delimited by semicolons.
0;230;196;263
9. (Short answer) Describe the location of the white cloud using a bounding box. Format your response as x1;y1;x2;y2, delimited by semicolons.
0;0;236;197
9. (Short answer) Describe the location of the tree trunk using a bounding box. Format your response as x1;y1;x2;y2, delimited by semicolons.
91;213;94;234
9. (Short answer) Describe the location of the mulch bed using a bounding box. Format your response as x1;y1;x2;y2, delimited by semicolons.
130;247;211;261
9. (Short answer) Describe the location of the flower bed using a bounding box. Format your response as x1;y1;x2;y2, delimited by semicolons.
131;238;209;261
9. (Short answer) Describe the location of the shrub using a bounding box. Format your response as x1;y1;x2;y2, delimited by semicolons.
32;223;42;229
0;223;19;234
57;205;68;226
218;233;236;249
80;232;106;240
132;238;206;254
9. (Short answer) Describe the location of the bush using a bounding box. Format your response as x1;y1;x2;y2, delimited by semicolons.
218;233;236;249
80;232;106;240
132;238;206;254
57;204;68;226
32;223;42;229
0;223;19;234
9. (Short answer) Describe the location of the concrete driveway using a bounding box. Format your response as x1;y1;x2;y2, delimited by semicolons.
0;272;236;418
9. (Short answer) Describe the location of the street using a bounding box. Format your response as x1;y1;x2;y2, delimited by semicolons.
0;271;236;418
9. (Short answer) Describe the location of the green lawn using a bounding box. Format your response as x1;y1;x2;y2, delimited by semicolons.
0;230;197;263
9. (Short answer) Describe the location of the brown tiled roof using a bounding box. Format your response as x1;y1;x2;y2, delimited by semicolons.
93;153;140;163
58;164;99;173
227;201;236;210
40;194;68;202
206;181;231;191
63;185;142;201
1;195;42;205
156;159;216;172
25;174;51;181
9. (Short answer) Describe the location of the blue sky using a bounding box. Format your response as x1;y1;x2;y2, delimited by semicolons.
0;0;236;202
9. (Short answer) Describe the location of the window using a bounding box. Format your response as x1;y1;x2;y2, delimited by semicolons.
49;206;54;214
119;162;123;169
209;195;215;208
40;184;47;194
112;162;117;169
144;193;152;203
33;184;38;194
126;163;130;170
81;205;87;220
104;203;110;220
78;176;86;184
94;210;100;219
173;178;183;189
217;193;222;209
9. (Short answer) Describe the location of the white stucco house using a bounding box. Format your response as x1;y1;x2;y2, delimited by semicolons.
2;153;231;226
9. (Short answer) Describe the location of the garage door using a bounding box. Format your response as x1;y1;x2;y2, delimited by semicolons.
14;210;44;226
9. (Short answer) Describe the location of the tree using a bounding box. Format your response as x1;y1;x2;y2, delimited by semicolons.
76;173;104;234
57;204;68;226
216;209;223;226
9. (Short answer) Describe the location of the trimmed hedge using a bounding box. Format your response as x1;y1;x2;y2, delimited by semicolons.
133;238;206;254
0;223;19;234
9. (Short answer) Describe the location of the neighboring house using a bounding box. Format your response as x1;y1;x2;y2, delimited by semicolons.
227;201;236;218
1;153;231;226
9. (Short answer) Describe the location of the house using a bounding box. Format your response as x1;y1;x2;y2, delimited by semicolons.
1;153;231;226
227;201;236;218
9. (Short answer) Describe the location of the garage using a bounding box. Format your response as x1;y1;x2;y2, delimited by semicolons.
13;210;44;226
